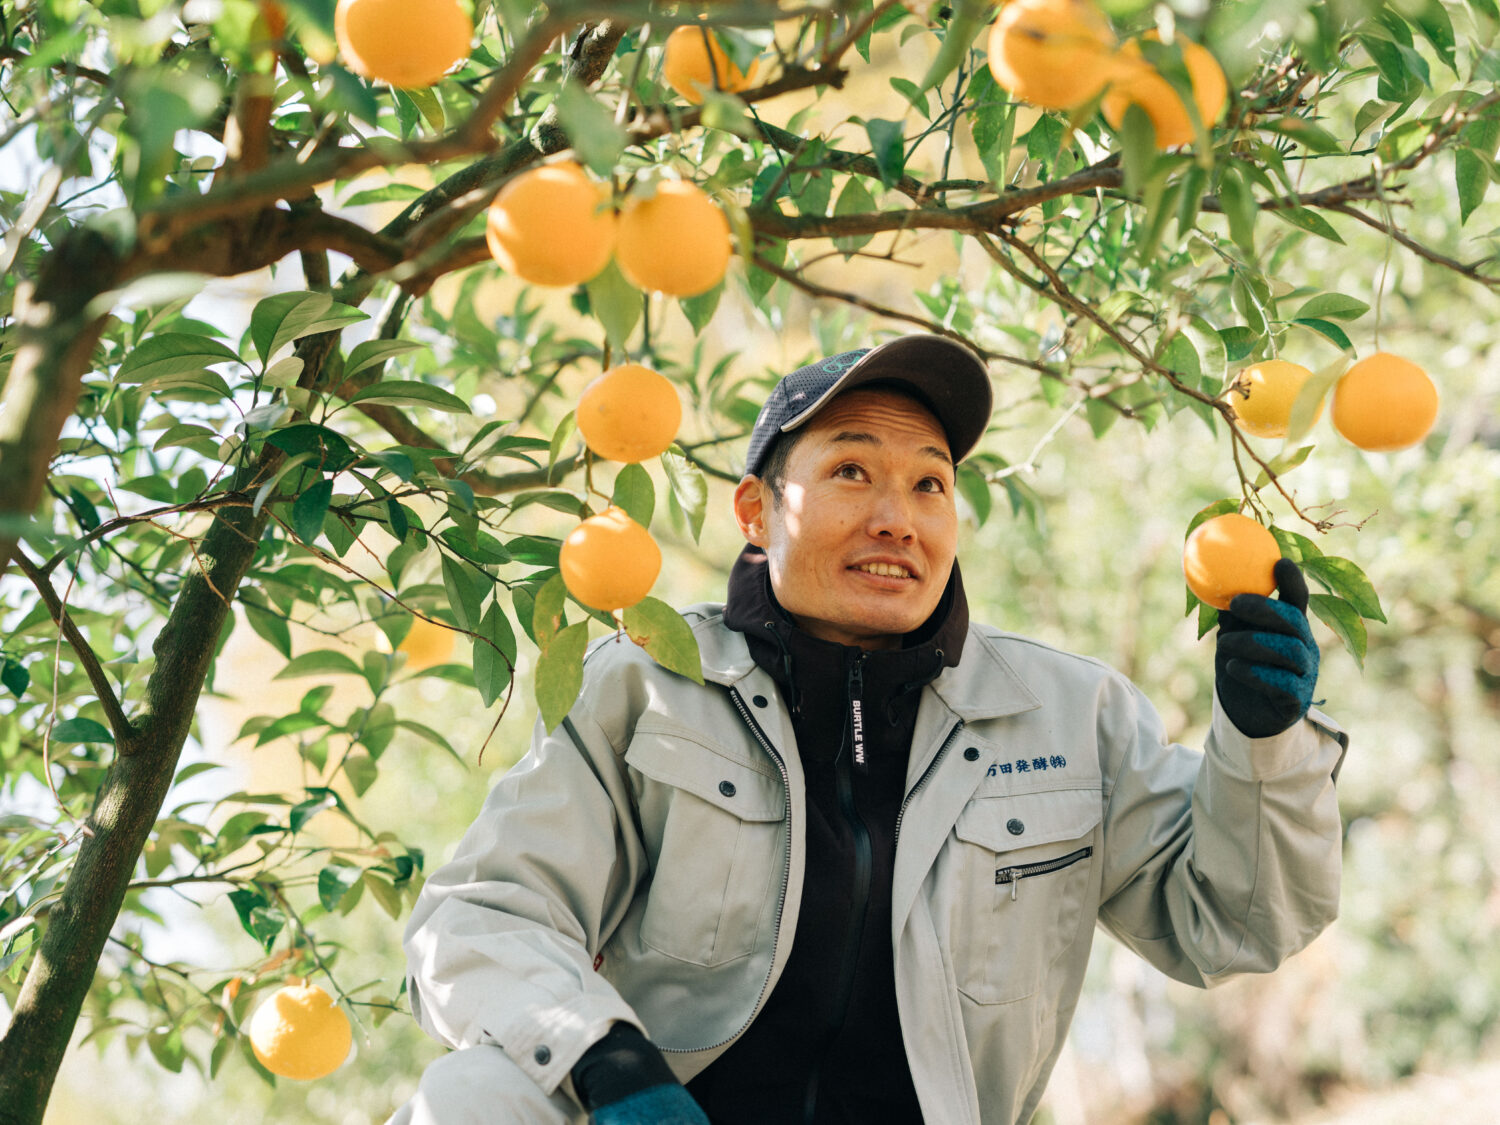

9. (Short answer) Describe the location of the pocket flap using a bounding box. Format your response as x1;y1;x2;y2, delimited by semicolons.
955;786;1101;851
626;733;785;822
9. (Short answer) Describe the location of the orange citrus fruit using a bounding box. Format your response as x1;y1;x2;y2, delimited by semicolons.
614;180;732;298
1183;512;1281;611
1331;352;1439;452
986;0;1124;111
560;507;662;611
1102;32;1227;149
334;0;472;89
1229;359;1323;439
247;982;352;1081
577;364;682;463
486;162;618;288
662;25;759;103
397;615;456;670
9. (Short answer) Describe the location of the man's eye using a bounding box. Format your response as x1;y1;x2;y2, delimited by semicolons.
917;477;947;493
835;464;865;480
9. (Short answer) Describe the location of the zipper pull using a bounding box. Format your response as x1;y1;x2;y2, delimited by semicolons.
1005;869;1021;901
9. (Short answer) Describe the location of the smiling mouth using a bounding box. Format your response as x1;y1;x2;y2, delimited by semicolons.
851;562;916;580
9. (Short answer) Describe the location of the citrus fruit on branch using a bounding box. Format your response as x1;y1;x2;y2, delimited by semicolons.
577;364;682;463
247;981;353;1081
615;180;732;298
1331;352;1439;451
663;25;759;103
1183;512;1281;612
486;162;618;288
1229;359;1323;440
986;0;1123;111
1102;32;1227;149
560;508;662;612
334;0;472;88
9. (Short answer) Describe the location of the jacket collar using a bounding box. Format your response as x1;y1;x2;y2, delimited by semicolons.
691;564;1041;724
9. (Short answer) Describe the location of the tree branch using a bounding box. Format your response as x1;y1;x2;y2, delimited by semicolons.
11;548;134;741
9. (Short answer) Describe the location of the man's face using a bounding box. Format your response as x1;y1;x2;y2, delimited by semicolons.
733;388;958;650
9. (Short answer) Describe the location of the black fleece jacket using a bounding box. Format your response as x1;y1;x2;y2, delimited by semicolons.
681;546;969;1124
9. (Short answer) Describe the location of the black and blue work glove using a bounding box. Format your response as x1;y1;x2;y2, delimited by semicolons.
571;1023;709;1125
1215;558;1320;738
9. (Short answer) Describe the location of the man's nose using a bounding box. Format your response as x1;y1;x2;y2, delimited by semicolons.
868;488;916;541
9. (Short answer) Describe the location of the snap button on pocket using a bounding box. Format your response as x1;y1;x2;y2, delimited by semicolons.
719;780;737;797
752;694;769;708
963;747;980;761
534;1045;551;1066
1007;818;1025;836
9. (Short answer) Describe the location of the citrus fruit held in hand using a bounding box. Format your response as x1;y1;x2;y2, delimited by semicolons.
1230;359;1323;439
1182;512;1281;611
986;0;1123;110
560;507;662;612
486;162;617;287
577;364;682;463
335;0;472;89
247;982;352;1081
663;25;759;103
1102;32;1227;149
1331;351;1439;451
615;181;732;297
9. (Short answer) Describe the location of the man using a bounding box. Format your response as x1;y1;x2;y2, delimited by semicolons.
392;335;1346;1125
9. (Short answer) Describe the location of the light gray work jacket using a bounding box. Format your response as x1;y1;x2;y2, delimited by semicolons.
405;604;1347;1125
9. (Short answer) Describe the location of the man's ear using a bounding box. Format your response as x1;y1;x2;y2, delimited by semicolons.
733;476;770;548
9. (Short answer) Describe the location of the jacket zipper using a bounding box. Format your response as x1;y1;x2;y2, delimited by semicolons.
996;845;1094;901
801;653;875;1123
660;686;792;1056
892;719;965;849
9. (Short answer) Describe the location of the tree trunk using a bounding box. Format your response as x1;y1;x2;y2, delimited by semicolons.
0;329;335;1125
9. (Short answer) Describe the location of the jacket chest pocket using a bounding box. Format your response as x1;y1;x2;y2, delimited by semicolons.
949;786;1101;1005
627;732;787;968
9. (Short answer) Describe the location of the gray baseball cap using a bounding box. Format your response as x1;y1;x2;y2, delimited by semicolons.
742;334;993;478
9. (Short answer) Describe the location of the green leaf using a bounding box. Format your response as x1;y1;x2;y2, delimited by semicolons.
441;555;486;632
1284;355;1347;445
1260;116;1343;154
955;463;993;526
1302;555;1386;622
1269;206;1344;244
555;83;627;177
1217;165;1257;254
1293;317;1354;352
912;0;988;98
1294;293;1370;322
1119;104;1160;197
346;380;470;413
318;864;363;913
342;338;425;382
147;1027;186;1074
473;602;517;708
2;657;30;698
291;479;333;545
289;791;338;832
611;463;656;527
1269;526;1325;563
343;751;378;796
832;176;877;256
680;282;724;334
967;65;1015;185
1308;593;1367;668
116;333;243;384
662;450;708;543
864;118;907;187
1219;326;1258;363
1457;112;1500;224
1185;498;1242;541
533;573;568;645
227;888;285;951
252;291;328;364
536;622;590;732
621;597;705;684
585;260;641;351
274;650;366;679
265;423;361;472
50;717;114;744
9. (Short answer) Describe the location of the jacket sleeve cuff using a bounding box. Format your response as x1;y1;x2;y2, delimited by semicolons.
472;991;647;1096
1209;689;1349;782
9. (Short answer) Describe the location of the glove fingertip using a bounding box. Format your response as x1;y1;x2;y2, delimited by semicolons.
1272;557;1309;613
